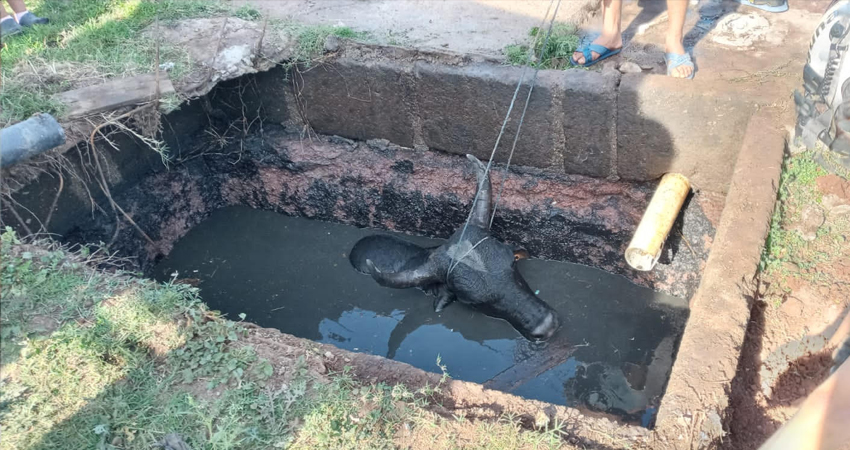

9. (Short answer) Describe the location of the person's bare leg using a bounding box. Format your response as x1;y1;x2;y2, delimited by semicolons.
665;0;693;78
759;358;850;450
5;0;27;14
571;0;623;65
0;3;9;19
6;0;47;27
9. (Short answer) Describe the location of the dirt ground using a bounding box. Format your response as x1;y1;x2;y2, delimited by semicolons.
230;0;603;56
724;169;850;449
235;0;819;121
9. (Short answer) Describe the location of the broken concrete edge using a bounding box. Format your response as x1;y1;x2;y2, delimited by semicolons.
335;37;505;67
243;323;653;447
652;111;786;448
2;15;291;173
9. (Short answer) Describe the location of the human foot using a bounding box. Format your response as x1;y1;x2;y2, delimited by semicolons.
0;16;22;37
571;33;623;66
17;11;48;27
665;38;694;79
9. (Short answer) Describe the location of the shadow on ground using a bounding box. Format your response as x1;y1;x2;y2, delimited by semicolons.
722;286;849;450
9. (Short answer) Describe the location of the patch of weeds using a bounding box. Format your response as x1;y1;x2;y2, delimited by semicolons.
0;82;67;124
784;154;826;187
759;153;850;287
1;229;95;364
504;24;581;69
291;374;416;449
293;25;369;65
403;410;568;450
233;4;262;21
169;309;258;389
505;43;530;66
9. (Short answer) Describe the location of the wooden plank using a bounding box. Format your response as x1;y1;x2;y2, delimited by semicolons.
53;74;175;118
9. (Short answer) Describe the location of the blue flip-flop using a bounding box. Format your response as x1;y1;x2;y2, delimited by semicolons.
666;53;695;79
570;43;622;67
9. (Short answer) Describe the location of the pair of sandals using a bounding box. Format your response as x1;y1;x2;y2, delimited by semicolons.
0;12;49;37
570;43;695;79
568;0;790;77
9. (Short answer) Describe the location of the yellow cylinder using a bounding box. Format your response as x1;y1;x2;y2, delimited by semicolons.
625;173;691;271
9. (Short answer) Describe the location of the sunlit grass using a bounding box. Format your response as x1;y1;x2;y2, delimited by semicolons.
0;0;230;122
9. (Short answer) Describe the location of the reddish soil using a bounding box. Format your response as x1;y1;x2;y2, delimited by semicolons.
816;175;850;200
725;300;839;450
723;209;850;448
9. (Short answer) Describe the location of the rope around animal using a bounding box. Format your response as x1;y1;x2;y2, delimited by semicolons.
449;0;564;272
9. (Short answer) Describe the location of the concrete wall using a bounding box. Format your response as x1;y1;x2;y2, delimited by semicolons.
221;55;753;194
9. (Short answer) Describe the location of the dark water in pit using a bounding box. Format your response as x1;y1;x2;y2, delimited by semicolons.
154;206;689;426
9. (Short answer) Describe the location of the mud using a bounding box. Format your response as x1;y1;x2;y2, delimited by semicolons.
62;124;715;300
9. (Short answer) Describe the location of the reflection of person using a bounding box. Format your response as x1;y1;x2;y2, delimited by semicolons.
571;0;694;79
758;356;850;450
0;0;48;37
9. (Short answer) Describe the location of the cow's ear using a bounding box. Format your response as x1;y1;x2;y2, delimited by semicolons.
514;249;529;261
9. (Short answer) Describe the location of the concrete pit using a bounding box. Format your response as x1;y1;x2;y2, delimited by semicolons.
0;40;783;448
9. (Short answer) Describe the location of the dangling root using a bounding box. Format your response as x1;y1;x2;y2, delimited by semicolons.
87;109;160;252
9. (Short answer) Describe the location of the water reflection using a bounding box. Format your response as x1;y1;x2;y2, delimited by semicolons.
154;206;689;424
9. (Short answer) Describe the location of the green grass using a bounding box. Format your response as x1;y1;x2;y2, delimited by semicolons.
0;0;372;123
504;24;581;70
0;0;234;123
0;229;569;449
760;154;825;274
759;152;850;293
0;228;323;448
